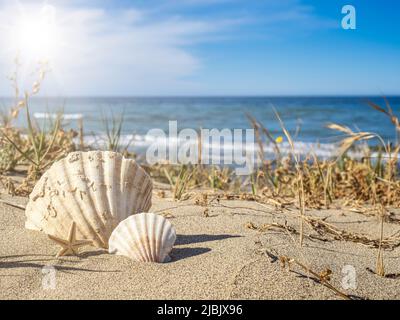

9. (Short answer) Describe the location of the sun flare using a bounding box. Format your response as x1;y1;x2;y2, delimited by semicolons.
14;5;60;60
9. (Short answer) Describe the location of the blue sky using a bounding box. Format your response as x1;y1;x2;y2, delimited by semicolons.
0;0;399;96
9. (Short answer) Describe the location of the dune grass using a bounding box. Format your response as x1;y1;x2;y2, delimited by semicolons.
1;75;399;205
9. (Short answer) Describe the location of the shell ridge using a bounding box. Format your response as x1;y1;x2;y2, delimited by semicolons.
141;180;153;212
154;214;164;262
132;218;148;261
108;213;176;263
141;212;152;262
63;156;100;244
150;214;158;262
103;152;118;226
128;164;140;214
81;152;109;247
111;152;123;222
96;151;116;241
111;224;131;256
137;172;149;212
43;162;74;238
148;213;158;261
120;159;132;223
131;215;149;261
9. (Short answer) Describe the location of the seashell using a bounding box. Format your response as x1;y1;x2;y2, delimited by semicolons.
108;213;176;263
25;151;153;248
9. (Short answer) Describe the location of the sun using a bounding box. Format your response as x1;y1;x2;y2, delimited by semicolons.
14;5;60;60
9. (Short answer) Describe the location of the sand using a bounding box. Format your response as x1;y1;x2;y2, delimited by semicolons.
1;182;400;300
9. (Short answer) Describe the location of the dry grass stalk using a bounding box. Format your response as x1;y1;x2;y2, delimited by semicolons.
311;152;333;208
253;221;299;235
0;198;26;210
279;256;352;300
78;117;84;150
376;204;386;276
0;176;16;195
367;98;400;144
246;219;331;243
160;212;175;219
304;215;400;250
326;123;377;159
4;58;49;127
246;113;281;161
274;108;306;246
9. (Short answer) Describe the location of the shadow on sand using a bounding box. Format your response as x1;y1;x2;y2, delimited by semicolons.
0;253;120;273
175;234;241;246
170;247;211;262
170;233;241;261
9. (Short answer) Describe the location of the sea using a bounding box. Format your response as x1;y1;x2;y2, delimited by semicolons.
3;96;400;162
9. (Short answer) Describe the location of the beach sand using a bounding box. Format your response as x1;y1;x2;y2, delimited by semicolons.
1;181;400;300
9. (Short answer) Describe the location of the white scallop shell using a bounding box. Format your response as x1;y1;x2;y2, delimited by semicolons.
25;151;153;248
108;213;176;263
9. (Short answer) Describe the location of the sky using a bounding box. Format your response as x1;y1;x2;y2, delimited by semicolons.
0;0;399;96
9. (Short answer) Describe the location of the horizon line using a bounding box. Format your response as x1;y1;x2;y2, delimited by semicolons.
1;94;400;99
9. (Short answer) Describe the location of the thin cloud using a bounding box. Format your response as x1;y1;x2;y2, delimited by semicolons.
0;0;336;96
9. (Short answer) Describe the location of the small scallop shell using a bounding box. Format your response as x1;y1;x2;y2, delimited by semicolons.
108;213;176;263
25;151;152;248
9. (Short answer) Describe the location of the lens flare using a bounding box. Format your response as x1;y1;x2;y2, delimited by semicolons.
14;5;59;59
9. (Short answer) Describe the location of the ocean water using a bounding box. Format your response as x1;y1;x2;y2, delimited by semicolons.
3;96;400;160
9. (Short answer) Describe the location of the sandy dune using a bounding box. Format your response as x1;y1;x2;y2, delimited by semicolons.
1;185;400;300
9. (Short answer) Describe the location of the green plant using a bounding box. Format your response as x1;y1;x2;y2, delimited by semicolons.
101;110;134;153
1;94;61;178
163;164;197;200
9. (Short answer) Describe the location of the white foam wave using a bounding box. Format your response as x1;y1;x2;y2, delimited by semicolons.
34;113;84;120
81;133;385;161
